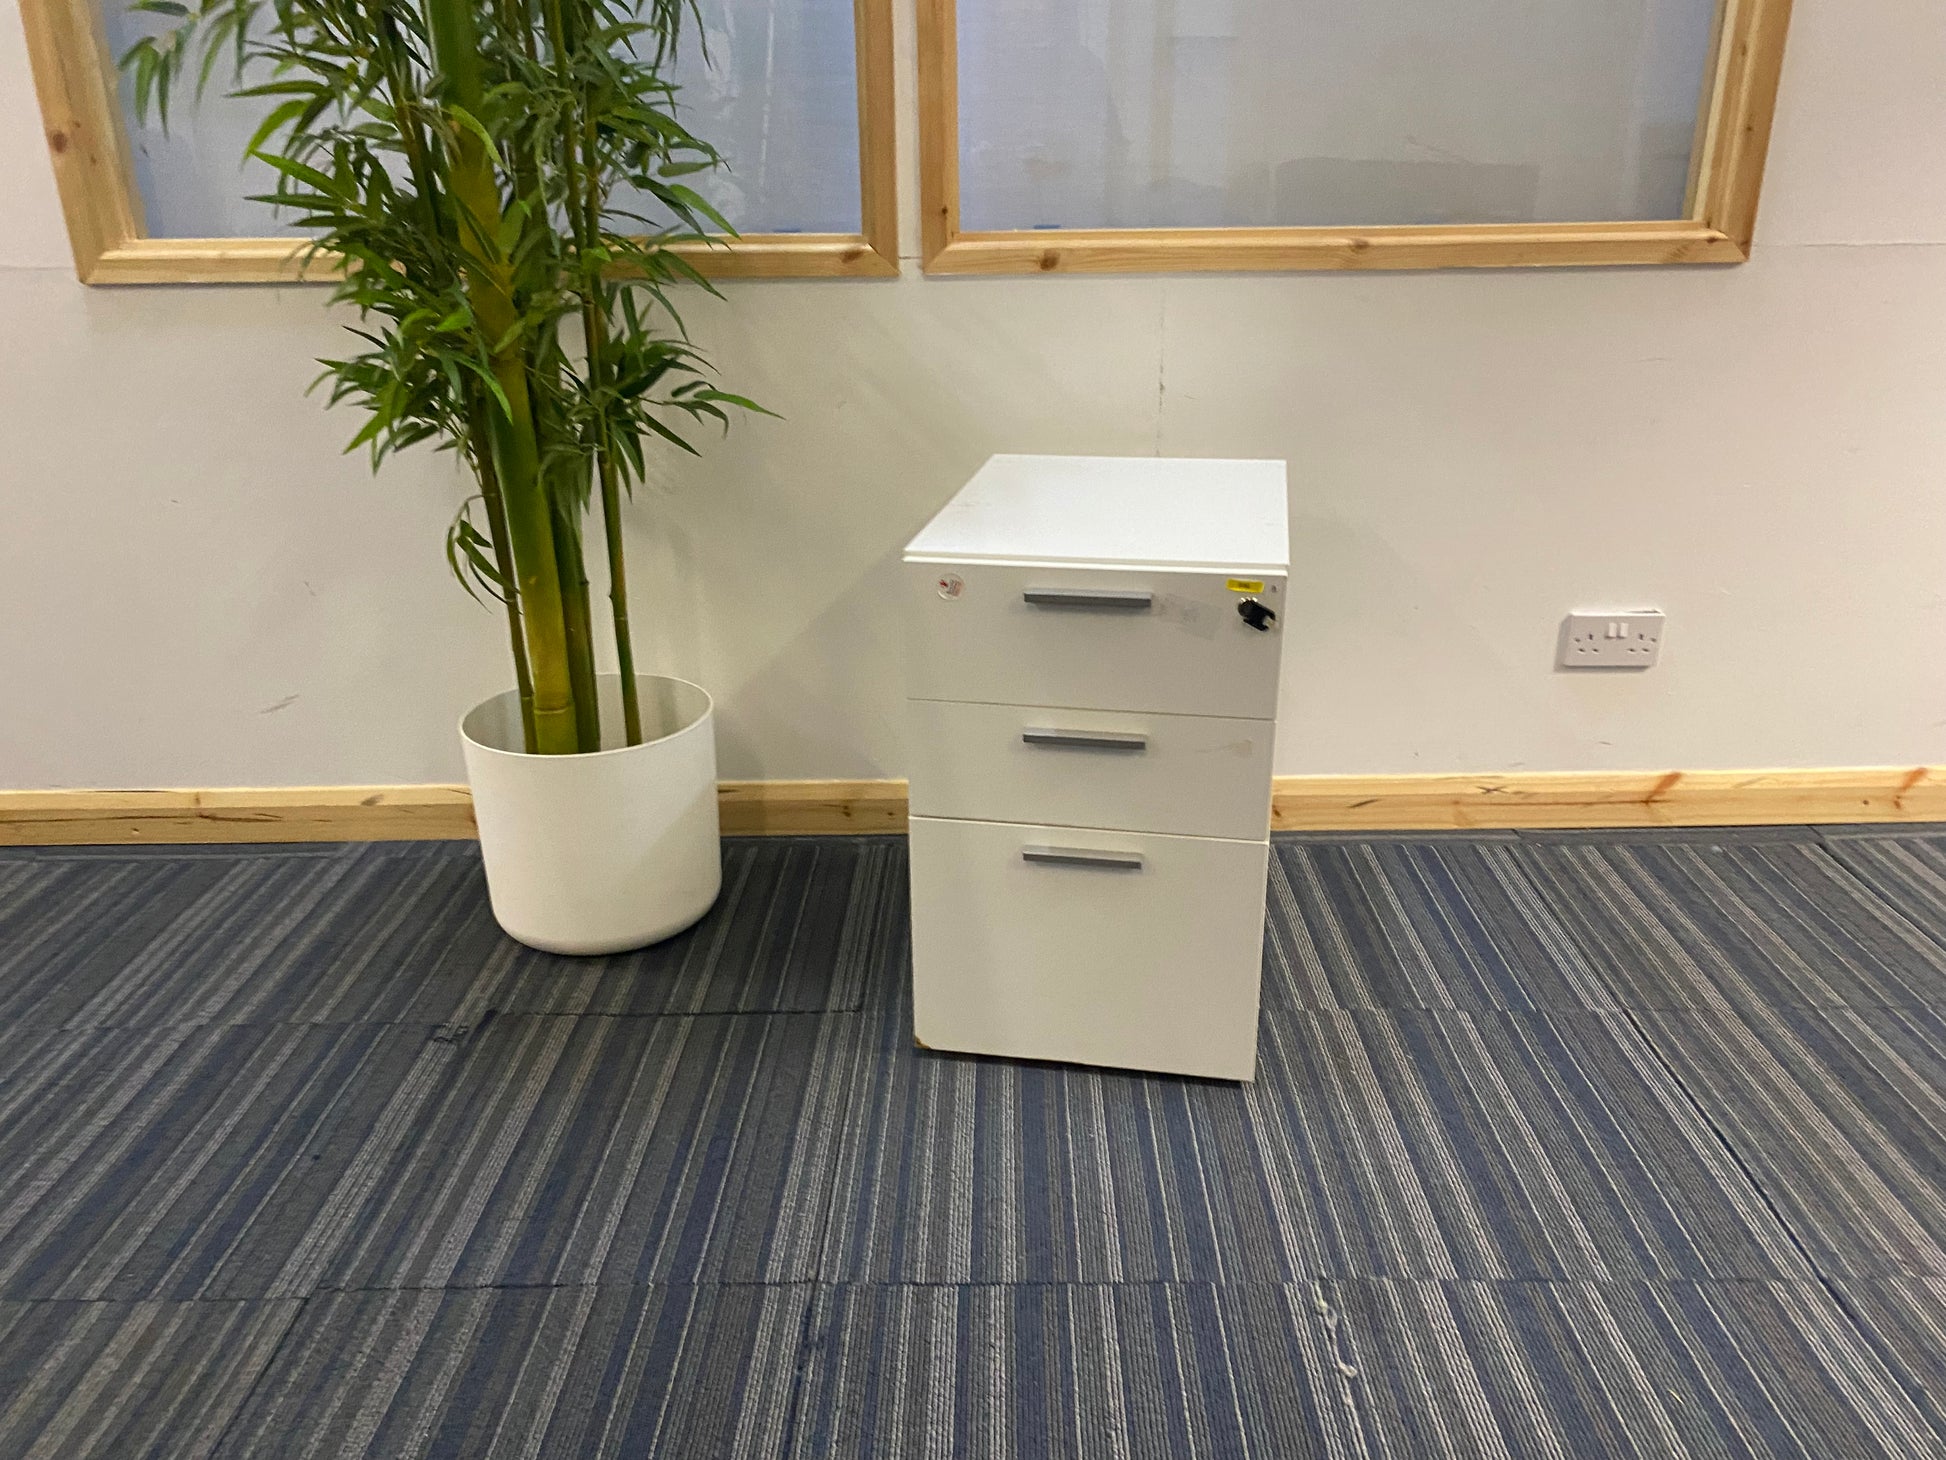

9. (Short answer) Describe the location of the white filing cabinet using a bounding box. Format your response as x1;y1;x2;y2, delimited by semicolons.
904;455;1288;1080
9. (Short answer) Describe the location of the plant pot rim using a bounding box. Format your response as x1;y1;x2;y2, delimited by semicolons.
459;673;714;764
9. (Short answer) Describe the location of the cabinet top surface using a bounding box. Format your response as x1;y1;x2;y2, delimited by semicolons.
905;455;1290;571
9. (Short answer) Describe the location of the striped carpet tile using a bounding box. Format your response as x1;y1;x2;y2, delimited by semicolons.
0;864;34;912
790;1282;1358;1460
1249;1008;1808;1280
52;848;457;1030
0;1299;301;1460
210;1284;811;1460
0;856;236;1030
818;1004;1305;1284
487;837;908;1017
1825;1278;1946;1437
318;1012;855;1290
1628;1003;1946;1277
1820;832;1946;958
789;1280;1946;1460
818;1001;1805;1284
1510;840;1946;1008
1266;840;1617;1011
1328;1278;1944;1460
0;1023;455;1300
0;838;905;1031
0;844;489;1031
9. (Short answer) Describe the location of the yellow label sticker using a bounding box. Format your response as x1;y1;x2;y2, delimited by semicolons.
1226;579;1265;594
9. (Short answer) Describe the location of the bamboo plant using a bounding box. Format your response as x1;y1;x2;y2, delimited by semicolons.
123;0;760;754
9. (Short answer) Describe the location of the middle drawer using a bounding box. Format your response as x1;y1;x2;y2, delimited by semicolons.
908;698;1273;840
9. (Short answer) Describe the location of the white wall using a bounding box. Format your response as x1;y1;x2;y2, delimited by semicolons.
3;0;1944;789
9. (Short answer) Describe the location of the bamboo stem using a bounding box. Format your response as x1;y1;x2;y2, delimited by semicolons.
484;370;579;755
545;0;645;745
467;401;538;752
427;0;579;755
581;105;642;743
552;488;602;753
380;13;535;753
594;408;642;745
580;289;643;745
530;365;601;752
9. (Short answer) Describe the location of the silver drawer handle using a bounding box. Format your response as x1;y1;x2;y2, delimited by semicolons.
1021;845;1145;871
1021;728;1149;752
1022;587;1154;611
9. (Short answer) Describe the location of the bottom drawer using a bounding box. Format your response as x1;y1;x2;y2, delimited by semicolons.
909;815;1268;1081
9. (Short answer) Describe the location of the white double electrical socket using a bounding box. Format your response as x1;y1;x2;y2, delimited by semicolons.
1557;610;1664;669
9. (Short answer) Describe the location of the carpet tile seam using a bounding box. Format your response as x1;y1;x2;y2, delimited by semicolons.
1613;1002;1946;1437
19;1001;874;1037
198;1290;310;1460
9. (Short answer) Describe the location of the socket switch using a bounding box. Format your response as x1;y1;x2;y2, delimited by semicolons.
1558;610;1664;669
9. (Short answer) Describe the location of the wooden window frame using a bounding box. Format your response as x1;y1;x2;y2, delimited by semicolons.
21;0;899;283
919;0;1793;274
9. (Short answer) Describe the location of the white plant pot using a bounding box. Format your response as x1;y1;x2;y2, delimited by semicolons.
460;673;721;955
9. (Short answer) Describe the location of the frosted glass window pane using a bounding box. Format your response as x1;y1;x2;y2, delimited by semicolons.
957;0;1720;230
100;0;289;236
617;0;862;233
97;0;860;239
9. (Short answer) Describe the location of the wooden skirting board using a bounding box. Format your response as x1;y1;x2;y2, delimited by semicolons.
1;768;1941;846
0;781;905;845
1269;768;1946;831
0;786;480;845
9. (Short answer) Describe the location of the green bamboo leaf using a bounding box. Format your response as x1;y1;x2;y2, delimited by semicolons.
128;44;158;126
652;183;735;236
453;354;515;423
637;413;699;455
446;500;504;605
249;150;338;195
342;411;387;453
229;79;323;98
242;97;311;159
495;199;527;257
195;11;235;97
443;103;501;163
693;388;778;418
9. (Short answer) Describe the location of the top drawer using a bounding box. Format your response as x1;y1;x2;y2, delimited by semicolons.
906;560;1286;719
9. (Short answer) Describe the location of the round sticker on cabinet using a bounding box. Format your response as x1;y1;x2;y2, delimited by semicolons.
936;573;964;600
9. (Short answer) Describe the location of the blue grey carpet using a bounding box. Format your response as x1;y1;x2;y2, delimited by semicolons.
0;828;1942;1457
